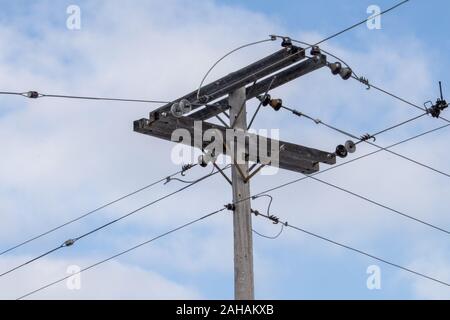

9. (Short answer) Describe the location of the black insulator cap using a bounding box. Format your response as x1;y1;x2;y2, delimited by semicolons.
329;62;342;75
259;94;271;107
335;145;348;158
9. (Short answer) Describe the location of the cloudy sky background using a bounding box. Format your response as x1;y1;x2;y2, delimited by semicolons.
0;0;449;299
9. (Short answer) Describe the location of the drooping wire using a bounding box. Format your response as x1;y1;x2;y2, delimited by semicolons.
0;164;197;257
253;210;450;288
16;207;227;300
281;106;450;179
0;166;229;278
253;194;274;214
251;194;284;240
196;38;276;101
252;224;285;240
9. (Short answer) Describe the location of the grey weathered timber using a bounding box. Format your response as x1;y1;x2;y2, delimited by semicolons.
134;116;336;174
229;87;254;300
134;45;337;300
149;47;305;122
189;55;327;121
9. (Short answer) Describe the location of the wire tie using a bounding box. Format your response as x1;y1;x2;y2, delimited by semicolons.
359;76;371;90
292;109;303;117
360;133;376;142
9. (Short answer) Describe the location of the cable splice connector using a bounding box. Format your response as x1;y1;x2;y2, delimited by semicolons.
257;94;283;111
63;239;76;247
23;91;41;99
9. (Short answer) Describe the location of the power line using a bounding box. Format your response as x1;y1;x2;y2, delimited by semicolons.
253;210;450;288
307;175;450;235
281;106;450;179
284;36;450;127
353;76;450;124
244;123;450;206
247;126;450;239
2;0;410;113
272;36;450;130
0;164;197;257
0;166;228;278
313;0;411;47
1;0;410;111
16;207;227;300
282;105;427;142
197;0;409;105
16;151;450;300
0;90;171;104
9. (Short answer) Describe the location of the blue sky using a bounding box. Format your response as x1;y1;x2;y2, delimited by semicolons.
0;0;449;300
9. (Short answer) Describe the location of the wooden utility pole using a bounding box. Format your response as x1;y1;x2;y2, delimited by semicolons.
134;39;336;299
229;87;254;300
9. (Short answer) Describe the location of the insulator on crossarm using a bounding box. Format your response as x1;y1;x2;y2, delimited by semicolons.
171;99;192;118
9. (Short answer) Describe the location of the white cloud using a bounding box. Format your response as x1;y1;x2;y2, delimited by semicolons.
0;0;448;299
0;256;201;300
